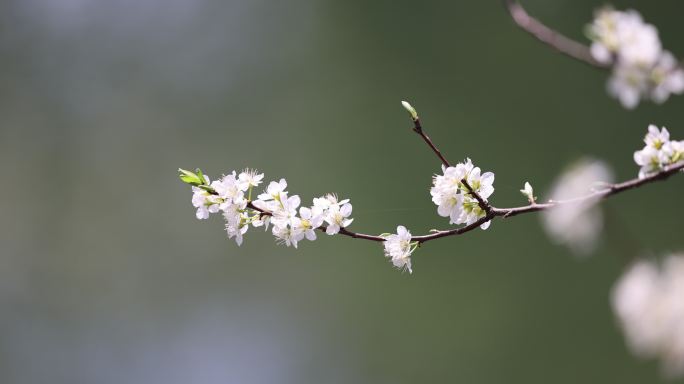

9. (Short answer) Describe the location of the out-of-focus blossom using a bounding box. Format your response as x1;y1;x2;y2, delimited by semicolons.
541;159;613;255
587;8;684;108
612;254;684;377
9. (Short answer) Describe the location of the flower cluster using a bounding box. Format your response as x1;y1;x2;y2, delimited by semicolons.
430;158;495;230
612;254;684;377
633;125;684;179
180;168;353;248
587;8;684;108
382;226;417;274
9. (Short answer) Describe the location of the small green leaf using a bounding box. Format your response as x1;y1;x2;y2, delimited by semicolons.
178;168;203;186
195;168;206;185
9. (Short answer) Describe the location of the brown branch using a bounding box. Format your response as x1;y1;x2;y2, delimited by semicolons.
214;163;684;244
460;178;492;214
246;153;683;245
204;120;683;246
502;0;609;69
411;118;451;167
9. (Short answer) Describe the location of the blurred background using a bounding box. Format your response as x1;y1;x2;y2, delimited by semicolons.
1;0;683;382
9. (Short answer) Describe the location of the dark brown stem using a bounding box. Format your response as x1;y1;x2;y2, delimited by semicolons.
412;118;451;167
460;178;492;214
502;0;609;69
245;161;684;245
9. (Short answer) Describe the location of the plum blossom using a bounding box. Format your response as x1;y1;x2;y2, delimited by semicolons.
324;202;353;235
430;158;495;230
256;179;288;203
224;204;249;246
587;8;684;108
291;207;324;242
588;9;660;66
382;225;416;273
612;254;684;377
634;125;684;178
237;168;264;191
191;185;222;220
541;159;613;255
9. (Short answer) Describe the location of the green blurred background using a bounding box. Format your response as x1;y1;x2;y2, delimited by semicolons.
1;0;683;383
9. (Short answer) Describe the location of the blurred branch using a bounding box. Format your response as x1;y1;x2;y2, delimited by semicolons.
502;0;609;69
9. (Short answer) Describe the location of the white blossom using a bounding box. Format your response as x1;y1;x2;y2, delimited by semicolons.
541;159;613;255
634;125;684;178
651;52;684;104
430;158;494;230
257;179;288;203
607;63;650;109
313;193;349;211
612;254;684;377
190;175;223;220
588;9;661;67
587;8;683;108
272;225;300;248
291;207;324;242
382;225;415;273
324;203;353;235
237;168;264;191
211;172;248;211
270;194;301;230
224;205;248;246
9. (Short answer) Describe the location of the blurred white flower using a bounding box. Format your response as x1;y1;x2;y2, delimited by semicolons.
612;254;684;377
382;225;415;273
541;159;613;255
607;63;649;109
588;9;661;66
587;8;684;108
650;52;684;104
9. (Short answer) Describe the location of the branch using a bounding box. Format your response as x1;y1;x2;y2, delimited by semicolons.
461;178;492;214
244;136;683;245
502;0;609;69
411;117;451;167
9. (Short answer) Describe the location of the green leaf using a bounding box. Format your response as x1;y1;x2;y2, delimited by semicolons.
178;168;202;186
195;168;206;185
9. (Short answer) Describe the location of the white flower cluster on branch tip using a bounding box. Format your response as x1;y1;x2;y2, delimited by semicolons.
587;8;684;109
431;158;495;230
612;254;684;377
633;125;684;179
182;168;354;248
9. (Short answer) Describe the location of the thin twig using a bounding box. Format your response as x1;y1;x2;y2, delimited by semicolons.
502;0;609;69
412;118;451;167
